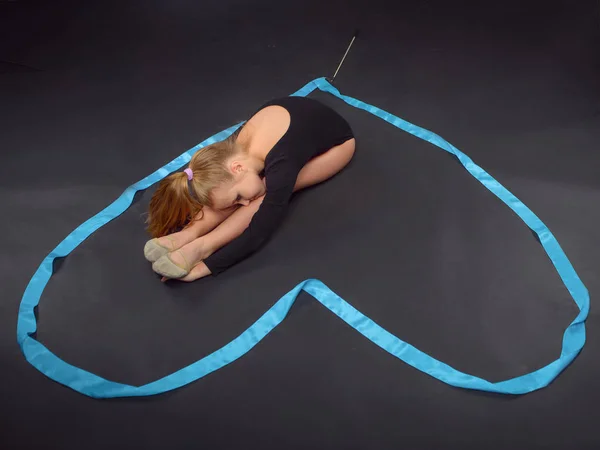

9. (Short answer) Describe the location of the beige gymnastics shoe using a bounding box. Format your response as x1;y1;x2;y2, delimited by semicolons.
143;237;176;263
152;251;191;279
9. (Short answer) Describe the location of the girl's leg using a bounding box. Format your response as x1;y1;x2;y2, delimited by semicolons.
166;138;356;271
154;206;237;250
293;137;356;191
145;206;237;262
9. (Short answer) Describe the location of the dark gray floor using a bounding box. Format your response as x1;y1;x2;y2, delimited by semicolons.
2;1;600;449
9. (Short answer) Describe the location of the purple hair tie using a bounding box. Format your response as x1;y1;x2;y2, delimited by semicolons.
184;168;193;181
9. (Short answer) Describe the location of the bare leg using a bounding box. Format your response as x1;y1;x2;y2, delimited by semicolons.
294;137;356;191
163;138;356;279
182;195;266;263
154;205;237;251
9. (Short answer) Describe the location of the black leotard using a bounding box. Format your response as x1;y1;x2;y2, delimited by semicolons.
204;96;354;275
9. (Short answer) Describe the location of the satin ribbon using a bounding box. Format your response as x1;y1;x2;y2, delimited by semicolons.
16;78;589;398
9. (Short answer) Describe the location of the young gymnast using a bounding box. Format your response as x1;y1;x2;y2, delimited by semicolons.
144;96;355;282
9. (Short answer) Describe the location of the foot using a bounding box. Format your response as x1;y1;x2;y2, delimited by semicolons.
161;263;211;283
143;236;179;263
152;251;191;279
152;236;207;277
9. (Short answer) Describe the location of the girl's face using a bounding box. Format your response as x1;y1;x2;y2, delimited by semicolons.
209;160;266;210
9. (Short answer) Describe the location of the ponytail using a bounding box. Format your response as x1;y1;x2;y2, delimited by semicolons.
146;171;202;238
146;134;243;238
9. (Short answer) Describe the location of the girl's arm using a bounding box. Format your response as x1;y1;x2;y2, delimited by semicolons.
200;137;356;269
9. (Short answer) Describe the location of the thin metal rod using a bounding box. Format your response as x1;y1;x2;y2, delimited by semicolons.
0;59;42;72
331;30;359;83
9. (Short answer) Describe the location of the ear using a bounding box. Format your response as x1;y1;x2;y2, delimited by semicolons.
230;160;245;175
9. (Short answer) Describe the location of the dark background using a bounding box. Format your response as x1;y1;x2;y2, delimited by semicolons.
2;1;599;449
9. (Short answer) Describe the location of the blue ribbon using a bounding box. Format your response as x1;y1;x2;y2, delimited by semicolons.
17;77;589;398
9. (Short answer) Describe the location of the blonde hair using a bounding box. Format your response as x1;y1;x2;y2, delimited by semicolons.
146;134;242;238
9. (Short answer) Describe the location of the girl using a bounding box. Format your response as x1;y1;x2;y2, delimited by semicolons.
144;96;355;282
